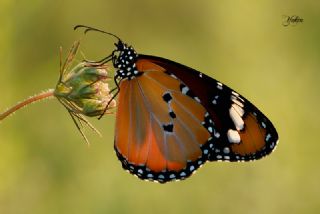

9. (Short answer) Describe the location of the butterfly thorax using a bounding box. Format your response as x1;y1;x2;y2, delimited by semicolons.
113;41;139;80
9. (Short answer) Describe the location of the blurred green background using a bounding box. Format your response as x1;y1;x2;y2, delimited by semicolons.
0;0;319;214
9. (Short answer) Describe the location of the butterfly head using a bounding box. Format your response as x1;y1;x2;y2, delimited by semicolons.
73;25;139;80
113;40;139;80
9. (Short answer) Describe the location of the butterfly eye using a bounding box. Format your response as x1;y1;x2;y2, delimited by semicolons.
115;40;124;50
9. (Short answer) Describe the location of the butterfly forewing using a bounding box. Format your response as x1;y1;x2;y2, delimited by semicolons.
137;55;279;162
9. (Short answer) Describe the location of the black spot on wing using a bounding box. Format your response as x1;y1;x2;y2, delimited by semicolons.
169;111;176;119
162;123;174;132
162;92;172;103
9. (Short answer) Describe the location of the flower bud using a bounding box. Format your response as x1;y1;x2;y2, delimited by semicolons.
54;41;116;117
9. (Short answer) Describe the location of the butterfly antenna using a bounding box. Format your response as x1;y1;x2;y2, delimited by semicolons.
74;25;122;41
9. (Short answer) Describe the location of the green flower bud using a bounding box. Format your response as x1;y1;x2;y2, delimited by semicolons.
0;40;115;145
54;41;116;118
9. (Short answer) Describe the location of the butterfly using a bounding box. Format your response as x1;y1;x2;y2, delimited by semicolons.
75;25;279;183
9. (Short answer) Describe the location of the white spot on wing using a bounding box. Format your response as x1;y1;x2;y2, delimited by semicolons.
232;104;244;117
266;133;271;142
214;131;220;138
231;95;244;107
181;86;189;94
223;147;230;154
194;97;201;103
180;172;186;177
227;129;241;144
158;174;165;179
212;95;219;105
169;174;175;179
270;142;275;149
170;74;178;79
232;91;239;97
229;106;244;130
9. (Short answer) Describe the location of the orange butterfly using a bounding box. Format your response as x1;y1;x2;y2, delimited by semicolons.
75;25;279;183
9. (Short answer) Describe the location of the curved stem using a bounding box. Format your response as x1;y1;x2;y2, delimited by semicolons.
0;89;55;121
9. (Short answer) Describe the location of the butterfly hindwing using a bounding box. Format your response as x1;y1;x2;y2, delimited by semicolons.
114;60;213;183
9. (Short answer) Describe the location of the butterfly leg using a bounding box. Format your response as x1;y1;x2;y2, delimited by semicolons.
82;54;112;64
98;74;121;120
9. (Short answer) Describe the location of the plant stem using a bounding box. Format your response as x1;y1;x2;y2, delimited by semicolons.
0;89;55;121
